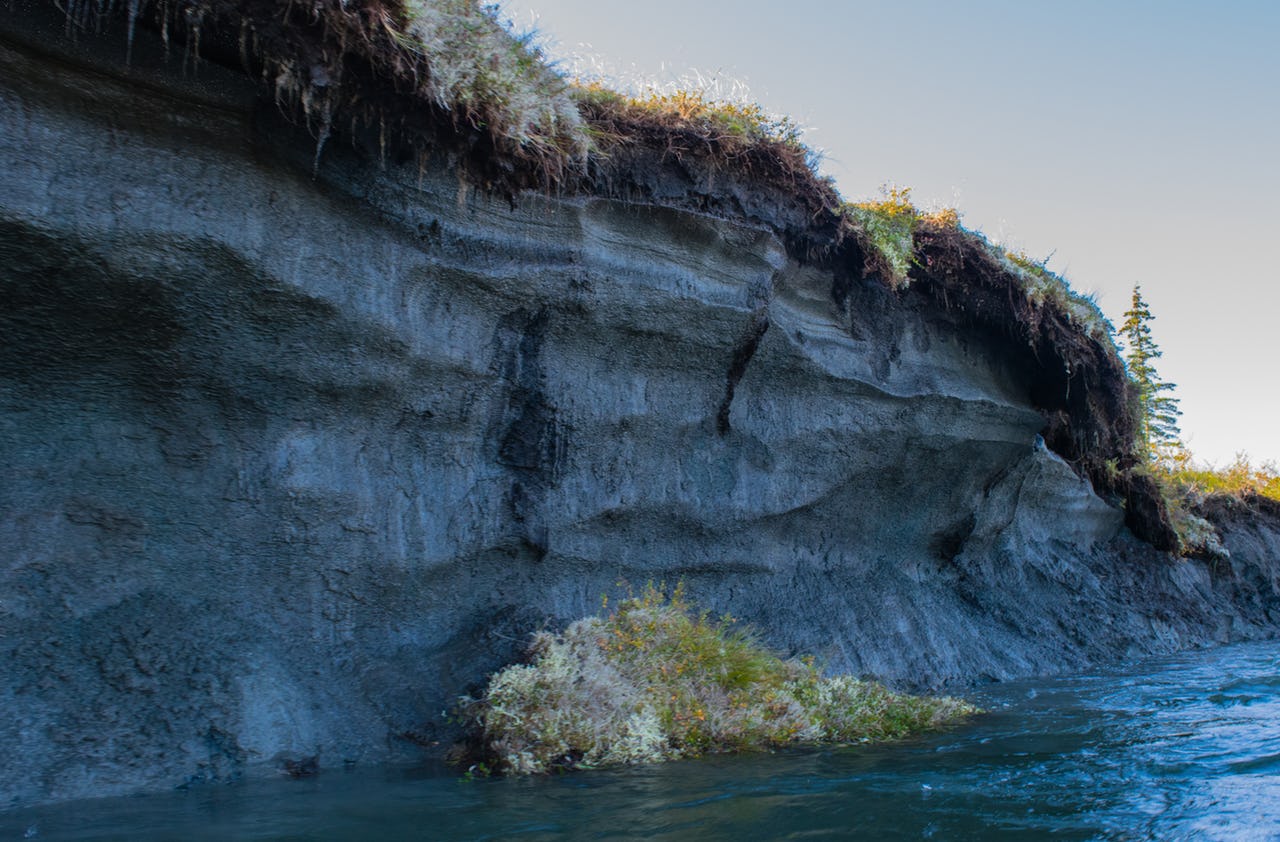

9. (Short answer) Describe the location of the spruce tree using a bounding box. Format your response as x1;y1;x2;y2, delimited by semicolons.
1120;285;1182;461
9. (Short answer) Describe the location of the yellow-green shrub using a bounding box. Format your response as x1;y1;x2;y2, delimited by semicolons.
462;584;976;774
1170;454;1280;503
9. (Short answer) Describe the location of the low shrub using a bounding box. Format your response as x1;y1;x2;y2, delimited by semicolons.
460;584;976;775
1145;453;1279;559
1169;454;1280;504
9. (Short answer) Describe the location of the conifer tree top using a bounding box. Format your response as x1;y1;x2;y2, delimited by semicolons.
1122;285;1182;460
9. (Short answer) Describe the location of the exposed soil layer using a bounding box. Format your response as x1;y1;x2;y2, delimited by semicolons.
20;1;1151;531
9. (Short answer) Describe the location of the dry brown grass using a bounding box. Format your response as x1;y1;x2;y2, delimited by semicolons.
573;79;839;243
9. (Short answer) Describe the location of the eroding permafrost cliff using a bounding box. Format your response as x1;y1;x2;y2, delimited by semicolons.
2;4;1278;806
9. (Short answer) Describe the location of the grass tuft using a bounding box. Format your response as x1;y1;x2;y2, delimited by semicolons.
394;0;587;159
570;78;827;212
841;185;921;288
841;186;963;289
570;83;806;148
460;583;976;775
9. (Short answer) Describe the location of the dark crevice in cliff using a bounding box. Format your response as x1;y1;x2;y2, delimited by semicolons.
716;307;770;436
931;513;978;563
492;308;563;561
0;217;188;396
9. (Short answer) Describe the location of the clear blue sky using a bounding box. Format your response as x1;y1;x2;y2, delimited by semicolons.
501;0;1279;467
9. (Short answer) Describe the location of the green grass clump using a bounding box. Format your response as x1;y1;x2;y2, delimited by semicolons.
462;584;976;775
841;185;922;288
839;184;1110;347
841;186;961;289
993;247;1113;344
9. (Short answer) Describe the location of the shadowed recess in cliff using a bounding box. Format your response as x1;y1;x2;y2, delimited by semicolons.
491;307;565;559
0;218;184;379
904;221;1173;548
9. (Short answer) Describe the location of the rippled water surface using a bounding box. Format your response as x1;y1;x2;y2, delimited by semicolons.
6;641;1280;840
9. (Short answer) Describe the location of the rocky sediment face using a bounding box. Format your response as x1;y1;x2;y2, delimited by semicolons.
2;17;1278;805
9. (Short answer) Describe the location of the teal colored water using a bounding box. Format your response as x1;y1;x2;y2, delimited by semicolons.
5;640;1280;840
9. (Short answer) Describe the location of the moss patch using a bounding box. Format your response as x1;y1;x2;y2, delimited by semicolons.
460;585;976;775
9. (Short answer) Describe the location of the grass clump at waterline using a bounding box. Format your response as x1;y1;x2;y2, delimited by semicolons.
458;584;977;775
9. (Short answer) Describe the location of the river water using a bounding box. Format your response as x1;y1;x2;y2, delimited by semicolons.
5;640;1280;840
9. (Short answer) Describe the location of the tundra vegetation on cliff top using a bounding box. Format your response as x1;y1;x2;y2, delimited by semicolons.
460;584;976;775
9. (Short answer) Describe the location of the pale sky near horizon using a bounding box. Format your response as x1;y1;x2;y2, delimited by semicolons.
501;0;1279;468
